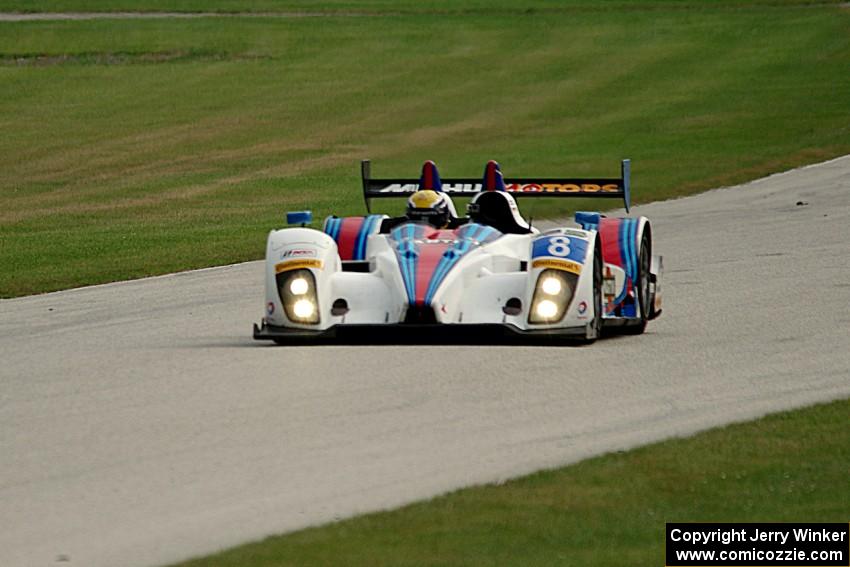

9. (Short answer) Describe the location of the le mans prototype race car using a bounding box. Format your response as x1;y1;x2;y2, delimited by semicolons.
253;159;662;344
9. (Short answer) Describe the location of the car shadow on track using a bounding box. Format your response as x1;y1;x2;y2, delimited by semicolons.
252;327;603;347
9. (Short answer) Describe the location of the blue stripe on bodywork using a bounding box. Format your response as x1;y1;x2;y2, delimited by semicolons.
627;219;639;281
423;224;496;305
391;223;419;304
609;219;640;312
333;218;343;242
353;214;381;260
353;217;368;260
605;219;634;311
325;217;342;242
390;222;501;306
618;220;630;282
425;227;479;299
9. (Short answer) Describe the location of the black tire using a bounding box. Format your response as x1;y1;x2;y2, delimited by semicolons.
623;228;650;335
580;237;604;344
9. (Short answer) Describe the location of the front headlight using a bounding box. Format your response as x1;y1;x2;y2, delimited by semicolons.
276;269;320;324
528;269;576;324
289;276;310;296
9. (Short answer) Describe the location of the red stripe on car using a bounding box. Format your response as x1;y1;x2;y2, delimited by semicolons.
336;217;364;260
414;242;450;306
599;218;624;268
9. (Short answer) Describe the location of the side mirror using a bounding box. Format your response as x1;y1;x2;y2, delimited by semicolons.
286;211;313;227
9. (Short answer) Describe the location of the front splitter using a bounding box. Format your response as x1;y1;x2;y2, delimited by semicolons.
253;320;589;345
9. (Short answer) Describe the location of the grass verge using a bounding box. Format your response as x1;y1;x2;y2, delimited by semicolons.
169;398;850;566
1;1;849;296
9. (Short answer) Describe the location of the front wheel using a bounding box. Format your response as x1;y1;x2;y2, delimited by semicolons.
580;237;604;344
623;229;650;335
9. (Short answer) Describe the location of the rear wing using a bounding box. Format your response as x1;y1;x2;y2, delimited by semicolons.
361;159;631;213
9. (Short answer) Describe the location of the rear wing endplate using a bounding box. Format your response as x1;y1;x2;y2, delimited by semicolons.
361;159;631;213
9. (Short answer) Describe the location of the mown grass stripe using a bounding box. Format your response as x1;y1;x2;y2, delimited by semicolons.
0;2;848;297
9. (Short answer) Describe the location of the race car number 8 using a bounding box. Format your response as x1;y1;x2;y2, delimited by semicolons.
546;236;571;257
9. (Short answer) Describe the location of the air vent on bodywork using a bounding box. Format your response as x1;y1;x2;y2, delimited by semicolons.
502;297;522;316
403;304;438;324
331;298;349;316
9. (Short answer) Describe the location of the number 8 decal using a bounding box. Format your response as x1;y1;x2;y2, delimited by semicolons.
546;236;571;257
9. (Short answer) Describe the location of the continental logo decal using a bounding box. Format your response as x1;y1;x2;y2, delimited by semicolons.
275;259;323;273
505;183;620;194
532;258;582;274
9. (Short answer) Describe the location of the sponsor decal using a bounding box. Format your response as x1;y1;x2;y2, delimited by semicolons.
379;183;483;194
376;183;621;194
379;183;424;193
266;302;275;315
532;258;582;275
280;248;317;259
532;235;588;264
505;183;620;193
577;301;588;315
443;183;481;193
274;259;323;273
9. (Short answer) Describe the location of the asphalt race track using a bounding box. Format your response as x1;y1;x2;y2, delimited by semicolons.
2;157;849;567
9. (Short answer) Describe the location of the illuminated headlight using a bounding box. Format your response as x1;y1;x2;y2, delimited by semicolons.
540;275;562;296
528;269;576;324
535;299;559;319
276;269;320;324
292;299;315;319
289;277;309;295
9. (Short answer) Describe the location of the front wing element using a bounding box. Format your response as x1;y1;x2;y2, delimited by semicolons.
254;320;590;344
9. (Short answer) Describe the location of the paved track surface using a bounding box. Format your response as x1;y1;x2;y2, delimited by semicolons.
2;157;849;567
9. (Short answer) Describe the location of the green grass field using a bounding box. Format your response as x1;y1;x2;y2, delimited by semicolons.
1;1;849;297
3;0;844;14
168;399;850;567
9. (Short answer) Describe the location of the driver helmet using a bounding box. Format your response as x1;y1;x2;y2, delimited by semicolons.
467;190;531;232
406;189;451;228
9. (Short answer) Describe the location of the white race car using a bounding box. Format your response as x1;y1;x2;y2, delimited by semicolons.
253;160;662;344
